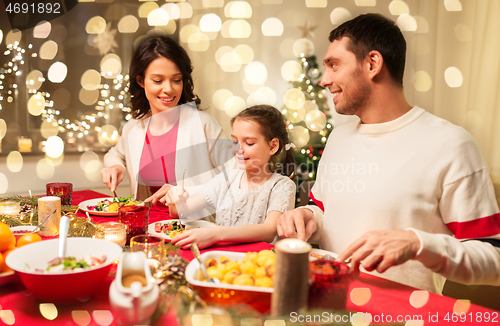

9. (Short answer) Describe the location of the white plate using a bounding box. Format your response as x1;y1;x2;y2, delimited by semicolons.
10;225;37;234
148;219;217;241
309;248;338;261
78;197;117;217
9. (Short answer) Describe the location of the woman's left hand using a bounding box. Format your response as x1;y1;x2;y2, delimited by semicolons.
171;228;219;249
145;184;171;204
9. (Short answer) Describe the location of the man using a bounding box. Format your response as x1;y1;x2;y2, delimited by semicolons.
277;13;500;293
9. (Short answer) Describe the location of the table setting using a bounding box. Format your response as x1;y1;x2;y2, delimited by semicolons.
1;186;500;326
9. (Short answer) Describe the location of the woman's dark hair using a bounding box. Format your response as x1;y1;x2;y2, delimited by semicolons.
329;13;406;87
230;105;296;180
129;35;201;118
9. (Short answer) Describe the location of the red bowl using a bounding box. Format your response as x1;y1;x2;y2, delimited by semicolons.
6;237;122;304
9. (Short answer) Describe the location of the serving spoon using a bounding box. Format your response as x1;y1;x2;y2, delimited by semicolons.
58;215;70;259
190;242;220;283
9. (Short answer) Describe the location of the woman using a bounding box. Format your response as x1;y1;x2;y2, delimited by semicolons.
101;35;234;218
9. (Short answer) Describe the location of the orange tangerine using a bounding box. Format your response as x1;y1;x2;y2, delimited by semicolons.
17;233;42;247
0;222;14;252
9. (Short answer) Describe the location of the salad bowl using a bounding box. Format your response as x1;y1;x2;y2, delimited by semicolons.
6;237;122;304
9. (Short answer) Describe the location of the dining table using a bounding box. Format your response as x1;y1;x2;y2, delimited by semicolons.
1;189;499;326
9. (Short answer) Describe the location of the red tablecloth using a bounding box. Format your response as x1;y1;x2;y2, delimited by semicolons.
1;190;499;326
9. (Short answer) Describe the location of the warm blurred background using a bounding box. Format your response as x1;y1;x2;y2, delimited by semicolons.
0;0;499;202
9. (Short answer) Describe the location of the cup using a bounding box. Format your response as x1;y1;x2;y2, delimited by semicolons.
37;196;61;236
0;201;21;216
95;222;127;246
308;259;352;310
118;205;150;246
46;182;73;206
131;235;165;281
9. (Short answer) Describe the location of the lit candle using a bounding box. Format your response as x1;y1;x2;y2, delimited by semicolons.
96;222;127;246
18;137;32;152
0;201;21;216
37;196;61;236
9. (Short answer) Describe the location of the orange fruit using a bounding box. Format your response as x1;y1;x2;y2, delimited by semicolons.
0;222;14;252
1;248;15;272
0;253;5;273
17;233;42;247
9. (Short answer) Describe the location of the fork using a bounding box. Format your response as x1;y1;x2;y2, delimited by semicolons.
178;169;186;231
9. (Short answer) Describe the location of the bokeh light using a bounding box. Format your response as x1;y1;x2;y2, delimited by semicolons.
40;40;58;60
0;308;14;324
414;16;429;33
47;62;68;83
118;15;139;33
299;101;317;119
281;60;303;81
161;3;180;19
262;18;284;36
0;119;6;139
284;88;305;110
221;20;251;38
187;32;210;52
6;151;23;172
98;125;119;146
92;311;114;326
350;288;372;306
289;126;310;147
219;51;242;72
148;8;169;26
39;303;58;320
79;88;99;106
45;136;64;158
178;2;193;19
5;29;22;46
285;108;303;123
258;87;277;105
409;290;429;309
33;21;51;38
0;173;7;194
234;44;254;64
200;13;222;32
0;29;3;44
455;24;472;42
445;67;463;88
389;0;410;15
28;93;45;116
225;96;246;117
215;46;233;65
413;71;432;92
72;311;91;326
86;16;106;34
41;120;59;139
245;62;267;84
138;2;159;18
242;78;262;94
81;69;101;91
100;54;122;79
293;38;315;57
305;110;326;131
279;38;295;59
80;151;100;173
306;0;327;7
36;158;55;180
26;70;44;91
225;1;252;18
404;321;424;326
397;14;417;31
453;299;471;315
351;312;372;326
330;7;352;25
213;89;233;110
180;24;200;43
355;0;376;6
445;0;462;11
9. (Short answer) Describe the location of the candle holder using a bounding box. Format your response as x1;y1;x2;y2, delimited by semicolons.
37;196;61;236
0;201;21;216
118;205;150;246
308;259;352;310
46;182;73;206
18;137;32;152
95;222;127;246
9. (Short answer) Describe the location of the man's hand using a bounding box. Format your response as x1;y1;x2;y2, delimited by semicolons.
101;165;125;192
336;230;421;273
276;207;317;241
144;184;171;204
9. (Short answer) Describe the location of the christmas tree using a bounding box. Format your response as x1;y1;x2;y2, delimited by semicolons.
282;38;333;206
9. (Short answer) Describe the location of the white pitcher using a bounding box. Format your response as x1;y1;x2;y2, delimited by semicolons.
109;252;160;326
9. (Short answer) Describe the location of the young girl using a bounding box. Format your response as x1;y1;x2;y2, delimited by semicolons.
165;105;297;249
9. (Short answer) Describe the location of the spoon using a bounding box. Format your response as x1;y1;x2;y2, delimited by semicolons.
58;215;70;259
32;209;57;233
190;242;220;283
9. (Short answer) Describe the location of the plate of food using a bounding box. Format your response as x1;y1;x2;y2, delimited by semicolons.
78;196;144;217
309;248;338;261
148;219;217;241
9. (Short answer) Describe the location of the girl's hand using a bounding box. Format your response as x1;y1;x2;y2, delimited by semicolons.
163;186;189;205
171;228;219;249
145;184;171;204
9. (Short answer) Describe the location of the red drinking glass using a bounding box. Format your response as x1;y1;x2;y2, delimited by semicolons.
118;205;150;245
46;182;73;206
308;259;352;310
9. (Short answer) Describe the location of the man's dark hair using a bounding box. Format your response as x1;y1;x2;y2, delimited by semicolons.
329;13;406;87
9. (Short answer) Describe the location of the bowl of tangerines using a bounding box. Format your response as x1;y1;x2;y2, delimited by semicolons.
0;222;42;285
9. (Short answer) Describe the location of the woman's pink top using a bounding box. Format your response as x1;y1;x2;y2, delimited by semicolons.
138;121;179;194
